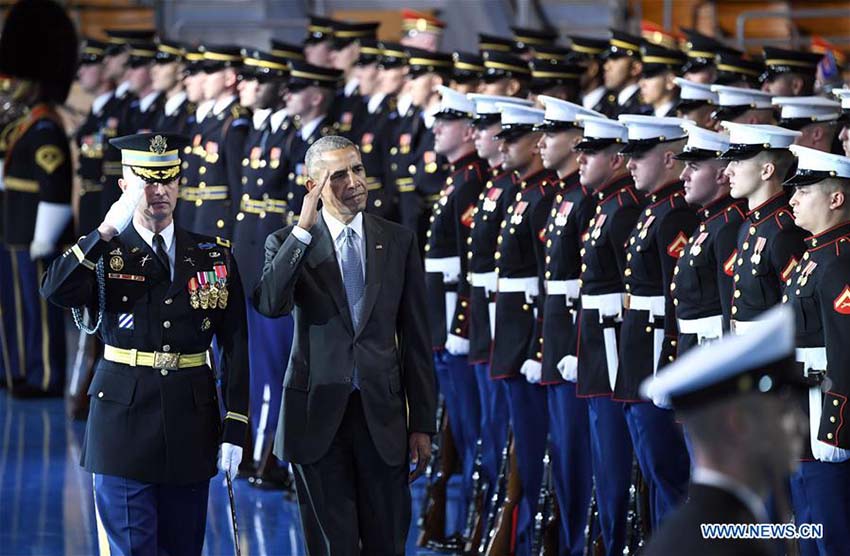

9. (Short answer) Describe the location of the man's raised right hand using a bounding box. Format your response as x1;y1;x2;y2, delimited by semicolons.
98;179;145;241
297;170;330;232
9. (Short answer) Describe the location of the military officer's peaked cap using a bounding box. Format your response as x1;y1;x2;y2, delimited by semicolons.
356;39;382;66
603;29;643;60
641;305;806;411
674;77;718;113
679;29;738;73
80;38;110;65
241;49;290;81
287;60;342;91
494;103;544;140
155;39;185;64
127;42;158;68
468;93;533;126
719;121;801;160
640;43;687;78
331;21;380;49
183;45;205;74
304;15;337;44
406;48;454;78
773;96;842;130
529;56;582;94
452;51;486;83
574;114;628;152
761;47;823;83
377;42;408;69
536;96;604;132
618;115;688;155
104;29;157;56
109;133;190;184
785;145;850;187
675;122;730;161
270;40;304;61
435;85;475;120
567;35;608;61
510;26;559;52
832;88;850;123
710;84;774;121
478;34;522;54
401;9;445;37
201;44;243;73
481;50;531;83
0;0;77;103
714;51;764;86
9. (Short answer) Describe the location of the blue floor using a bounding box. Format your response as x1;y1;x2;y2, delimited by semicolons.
0;392;463;555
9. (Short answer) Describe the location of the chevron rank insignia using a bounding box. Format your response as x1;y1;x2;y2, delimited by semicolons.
666;231;689;259
834;286;850;315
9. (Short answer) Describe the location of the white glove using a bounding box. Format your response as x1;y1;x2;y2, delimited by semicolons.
445;333;470;356
520;359;542;384
29;240;54;260
557;355;578;382
102;180;145;235
218;442;243;477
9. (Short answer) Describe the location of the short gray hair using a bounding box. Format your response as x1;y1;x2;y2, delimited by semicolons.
304;135;356;178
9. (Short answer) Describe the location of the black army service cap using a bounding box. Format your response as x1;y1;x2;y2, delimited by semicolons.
287;60;342;91
80;38;109;65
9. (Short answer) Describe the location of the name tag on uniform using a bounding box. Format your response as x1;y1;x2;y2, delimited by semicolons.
108;273;146;282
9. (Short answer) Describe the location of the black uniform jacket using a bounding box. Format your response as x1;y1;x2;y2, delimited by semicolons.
672;196;746;353
490;168;558;379
616;181;698;401
467;167;521;364
785;222;850;455
727;192;807;323
3;103;73;248
75;93;122;234
540;171;596;385
254;213;437;466
576;175;643;397
40;225;249;484
423;152;487;348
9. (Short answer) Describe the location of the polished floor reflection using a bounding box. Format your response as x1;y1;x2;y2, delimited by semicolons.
0;392;461;555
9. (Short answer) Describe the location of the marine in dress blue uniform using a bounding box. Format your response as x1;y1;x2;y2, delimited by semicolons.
423;87;488;544
232;49;296;489
0;0;77;397
489;104;558;556
710;85;776;127
465;93;534;514
40;133;249;556
671;124;746;353
615;116;697;527
782;146;850;556
773;95;842;154
536;96;600;556
720;122;807;331
574;115;641;556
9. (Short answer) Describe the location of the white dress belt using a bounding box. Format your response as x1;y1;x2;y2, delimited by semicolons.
424;256;461;284
545;279;580;299
678;314;723;338
497;276;539;296
470;271;498;294
625;294;665;317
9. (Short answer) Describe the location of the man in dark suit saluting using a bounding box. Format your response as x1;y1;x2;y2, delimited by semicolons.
254;135;437;555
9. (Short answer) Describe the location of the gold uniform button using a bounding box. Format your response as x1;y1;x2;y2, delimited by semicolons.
523;304;530;311
217;219;225;229
163;321;171;329
163;345;171;352
831;416;837;423
161;369;169;376
734;290;741;298
165;298;173;305
835;399;840;407
828;433;834;440
98;391;104;399
645;326;652;334
122;296;128;302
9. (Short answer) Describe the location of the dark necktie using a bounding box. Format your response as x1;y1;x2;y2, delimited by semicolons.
153;233;170;279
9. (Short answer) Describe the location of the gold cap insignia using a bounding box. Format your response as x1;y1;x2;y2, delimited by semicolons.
150;134;168;154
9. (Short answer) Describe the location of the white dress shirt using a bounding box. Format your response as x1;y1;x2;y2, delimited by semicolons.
654;100;676;117
252;108;272;130
270;109;289;133
618;83;640;106
91;91;114;116
139;91;161;114
299;116;324;141
134;220;176;281
116;80;131;99
195;100;215;124
292;211;366;282
163;91;187;117
367;92;386;114
212;95;236;116
582;86;606;110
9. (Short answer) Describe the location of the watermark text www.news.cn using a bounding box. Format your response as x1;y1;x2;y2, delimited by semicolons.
701;523;823;540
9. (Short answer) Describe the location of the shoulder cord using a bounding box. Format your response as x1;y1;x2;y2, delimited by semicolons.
71;258;106;334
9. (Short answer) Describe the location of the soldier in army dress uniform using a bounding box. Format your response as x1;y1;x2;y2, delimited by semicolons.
0;0;77;397
783;146;850;556
151;39;194;134
41;132;249;555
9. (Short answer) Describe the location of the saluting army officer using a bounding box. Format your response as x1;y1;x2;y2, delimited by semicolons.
783;146;850;556
40;132;249;556
719;122;807;331
671;124;746;352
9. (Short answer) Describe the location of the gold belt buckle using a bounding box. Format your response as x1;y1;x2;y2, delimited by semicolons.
153;351;180;370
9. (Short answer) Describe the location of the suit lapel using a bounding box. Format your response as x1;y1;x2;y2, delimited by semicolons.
166;228;198;298
306;216;355;335
355;214;385;338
